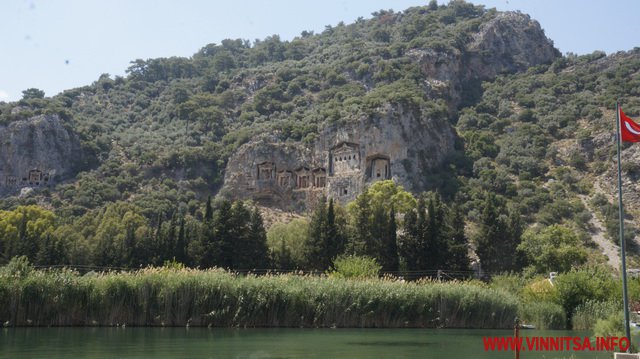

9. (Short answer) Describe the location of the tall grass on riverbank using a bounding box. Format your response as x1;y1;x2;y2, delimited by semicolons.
571;300;619;330
0;265;518;328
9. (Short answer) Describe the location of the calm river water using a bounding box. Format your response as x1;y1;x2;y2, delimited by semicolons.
0;327;620;358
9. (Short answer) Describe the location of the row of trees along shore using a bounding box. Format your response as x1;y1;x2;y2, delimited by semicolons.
0;181;536;276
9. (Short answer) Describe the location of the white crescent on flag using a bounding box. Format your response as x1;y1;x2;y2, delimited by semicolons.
625;120;640;135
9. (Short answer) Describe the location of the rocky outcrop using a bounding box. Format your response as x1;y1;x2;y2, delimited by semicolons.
0;114;82;194
466;12;560;76
411;12;560;111
222;104;456;210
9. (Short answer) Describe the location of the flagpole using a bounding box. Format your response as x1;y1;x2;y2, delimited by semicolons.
616;100;632;348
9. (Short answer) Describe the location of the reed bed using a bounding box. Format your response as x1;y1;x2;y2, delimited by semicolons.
571;300;619;330
0;267;518;328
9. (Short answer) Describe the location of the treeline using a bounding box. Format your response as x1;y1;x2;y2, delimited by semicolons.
0;199;269;270
1;180;592;278
0;181;466;274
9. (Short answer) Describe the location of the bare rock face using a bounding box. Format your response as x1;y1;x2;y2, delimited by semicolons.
466;12;560;76
0;114;82;194
222;104;456;210
411;12;560;110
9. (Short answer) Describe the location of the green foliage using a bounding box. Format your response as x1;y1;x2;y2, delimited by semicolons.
21;88;45;100
518;300;566;330
399;192;471;275
518;224;588;274
267;218;309;269
0;266;519;328
329;255;382;279
572;300;619;330
306;197;345;270
473;192;523;273
552;267;617;328
364;180;416;214
0;205;57;264
0;256;33;278
593;311;626;338
1;1;639;288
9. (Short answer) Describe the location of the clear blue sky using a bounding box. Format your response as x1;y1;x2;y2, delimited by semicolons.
1;0;639;102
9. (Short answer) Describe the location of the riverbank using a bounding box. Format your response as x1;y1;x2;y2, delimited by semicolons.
0;266;518;328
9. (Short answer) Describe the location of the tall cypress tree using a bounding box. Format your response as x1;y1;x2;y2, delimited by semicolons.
474;192;516;274
165;215;177;262
306;196;328;270
153;214;164;266
349;189;372;256
502;208;524;271
248;207;270;269
229;201;251;269
380;206;399;272
204;195;213;222
123;221;136;267
175;216;187;265
370;201;387;259
415;196;429;270
325;198;343;266
424;194;446;271
399;207;419;270
446;203;470;271
214;200;234;268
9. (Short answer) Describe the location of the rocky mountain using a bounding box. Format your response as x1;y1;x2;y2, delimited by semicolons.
0;2;558;214
220;11;558;210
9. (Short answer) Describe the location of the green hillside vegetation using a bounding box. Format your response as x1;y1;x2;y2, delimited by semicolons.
1;0;640;330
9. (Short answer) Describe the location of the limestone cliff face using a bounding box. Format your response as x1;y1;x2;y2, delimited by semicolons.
412;12;559;110
219;11;560;211
222;104;455;209
466;12;560;77
0;114;82;194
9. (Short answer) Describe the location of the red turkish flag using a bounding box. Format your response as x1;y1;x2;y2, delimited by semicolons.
620;108;640;142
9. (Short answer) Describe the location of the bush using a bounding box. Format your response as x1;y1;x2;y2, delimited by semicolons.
518;301;566;329
328;255;381;279
594;311;625;338
572;300;619;330
552;267;616;328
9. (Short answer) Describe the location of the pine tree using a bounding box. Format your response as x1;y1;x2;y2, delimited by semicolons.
36;234;67;266
133;228;154;268
277;236;294;270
